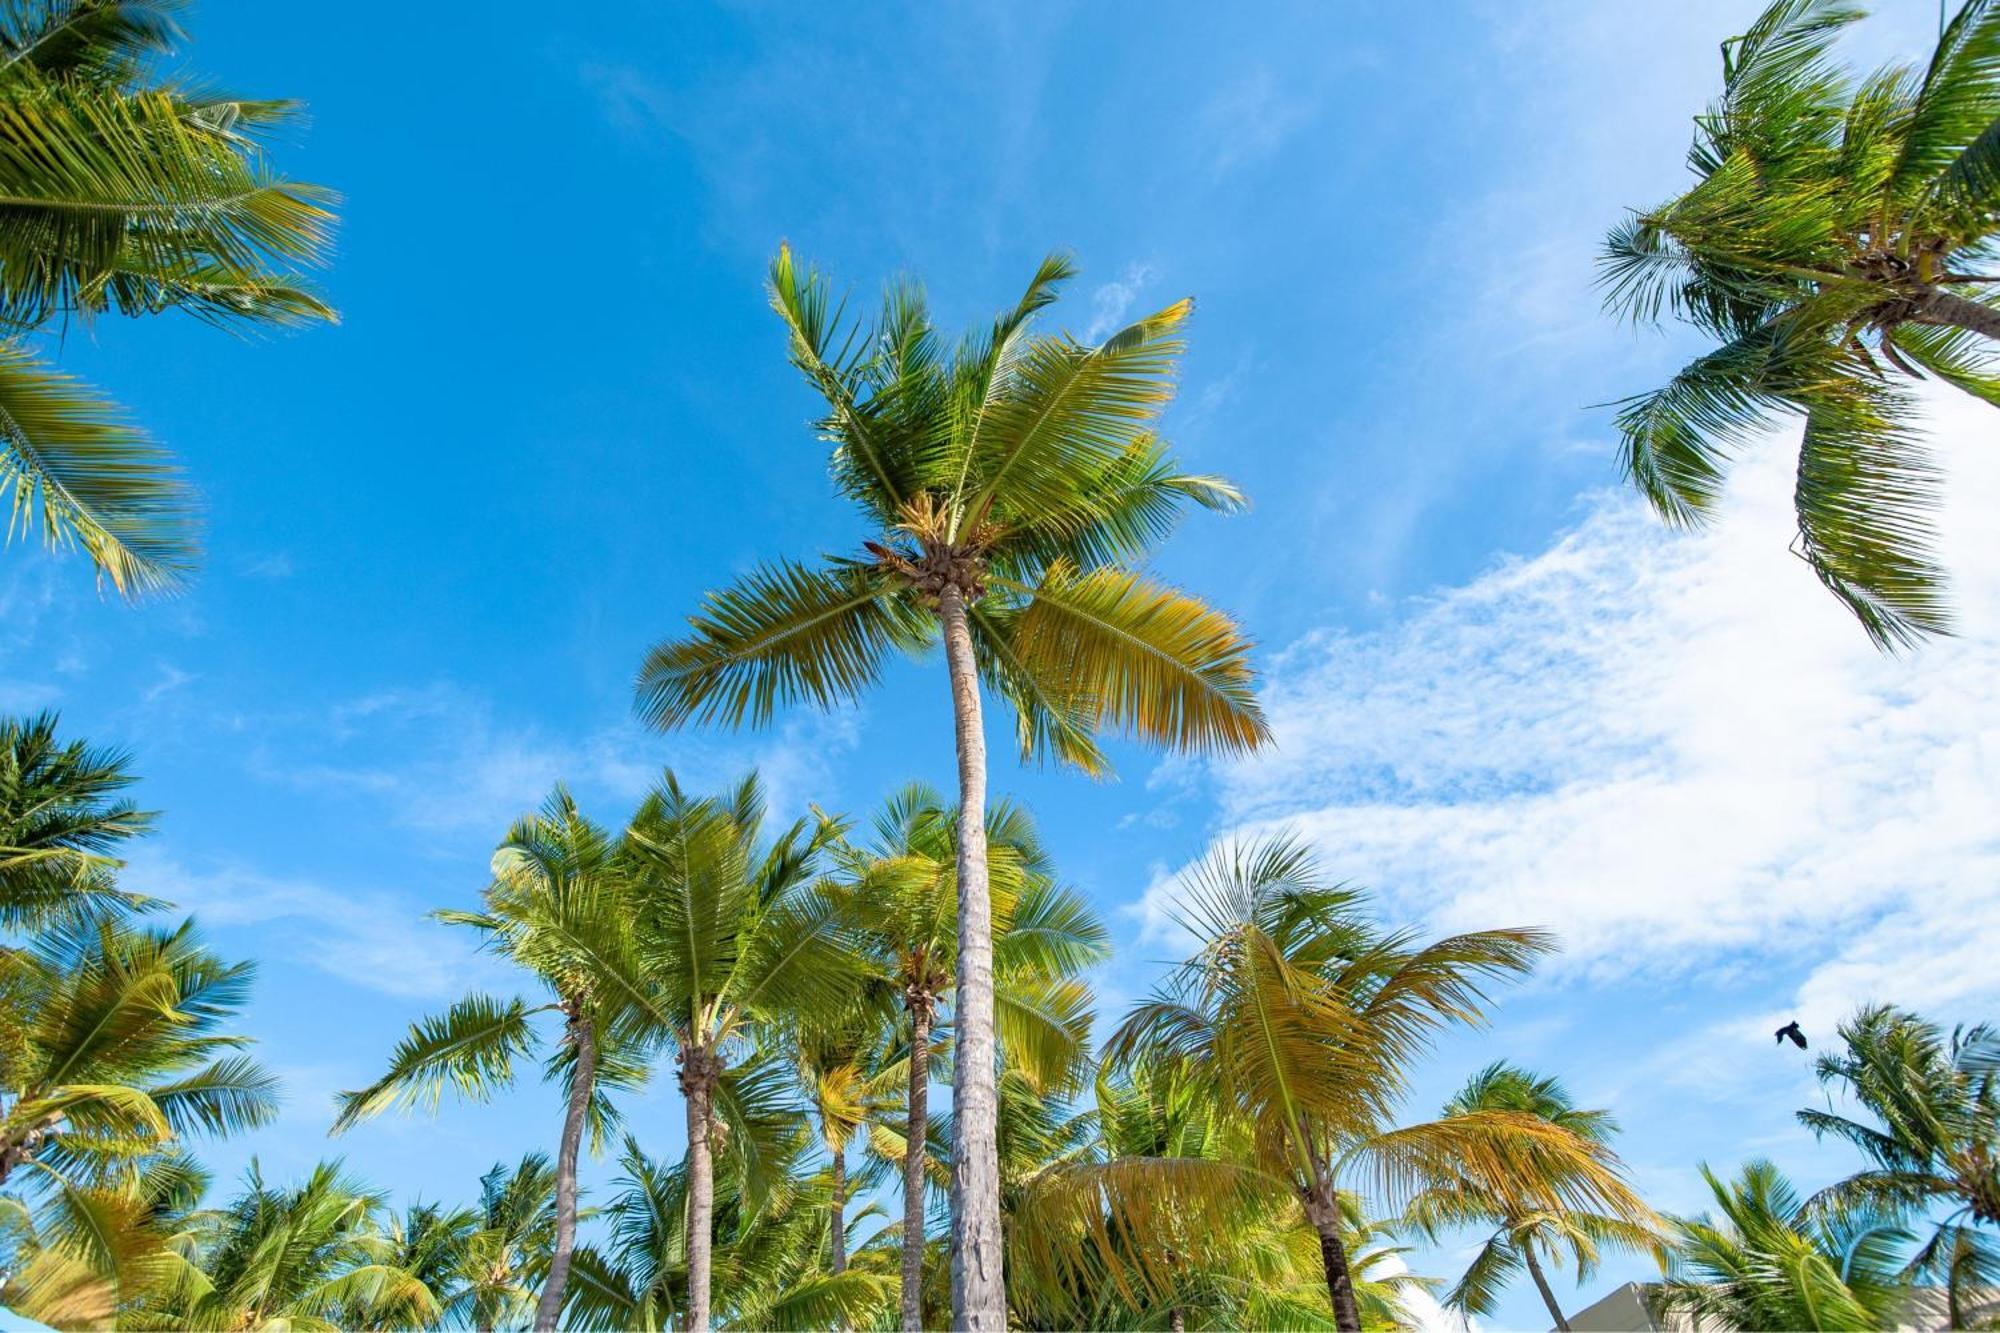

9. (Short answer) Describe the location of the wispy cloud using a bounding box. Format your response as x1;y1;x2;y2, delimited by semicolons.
1084;262;1156;342
124;851;503;1002
1197;70;1318;175
256;681;862;838
1138;390;2000;1030
241;553;295;580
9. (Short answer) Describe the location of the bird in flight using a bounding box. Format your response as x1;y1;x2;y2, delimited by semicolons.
1775;1021;1807;1050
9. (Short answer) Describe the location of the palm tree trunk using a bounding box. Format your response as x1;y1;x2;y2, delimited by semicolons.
683;1044;719;1333
1914;287;2000;340
1169;1306;1186;1333
532;1005;595;1333
830;1141;848;1275
1302;1183;1363;1333
903;1001;933;1332
1523;1242;1571;1332
938;584;1003;1333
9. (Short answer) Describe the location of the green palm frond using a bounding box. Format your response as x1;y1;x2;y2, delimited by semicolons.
635;558;927;730
1791;388;1950;649
0;339;194;595
952;297;1190;530
142;1054;278;1139
0;710;154;927
1000;560;1267;759
331;993;543;1132
1894;0;2000;200
0;1;185;89
0;82;334;329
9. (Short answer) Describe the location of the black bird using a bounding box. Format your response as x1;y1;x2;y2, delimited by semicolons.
1775;1020;1807;1050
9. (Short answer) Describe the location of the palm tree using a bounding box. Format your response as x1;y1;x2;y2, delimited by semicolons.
159;1159;440;1331
1403;1062;1661;1331
1602;0;2000;647
0;711;154;929
334;786;644;1332
827;782;1108;1330
565;1132;897;1331
635;248;1268;1329
377;1199;480;1330
448;1153;560;1331
0;914;278;1189
620;771;868;1333
0;0;335;594
1800;1003;2000;1327
0;1149;212;1325
1107;836;1649;1333
1659;1159;1914;1331
788;1005;895;1281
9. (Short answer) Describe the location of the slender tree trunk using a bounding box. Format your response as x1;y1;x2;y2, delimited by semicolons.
1169;1306;1186;1333
533;1005;595;1333
938;584;1003;1333
682;1044;719;1333
830;1140;848;1275
903;1000;933;1332
1302;1183;1362;1333
1523;1241;1571;1332
1913;287;2000;341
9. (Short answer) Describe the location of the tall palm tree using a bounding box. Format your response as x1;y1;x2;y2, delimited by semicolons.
0;0;335;594
620;771;868;1333
0;711;153;930
1602;0;2000;647
1403;1062;1661;1331
0;914;278;1189
334;786;644;1333
827;781;1108;1330
1659;1159;1914;1332
636;248;1268;1330
1107;836;1646;1333
1800;1003;2000;1327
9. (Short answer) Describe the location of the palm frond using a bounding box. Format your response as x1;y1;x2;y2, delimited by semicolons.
331;993;542;1132
635;557;926;731
0;339;194;595
1791;387;1950;649
1001;560;1267;759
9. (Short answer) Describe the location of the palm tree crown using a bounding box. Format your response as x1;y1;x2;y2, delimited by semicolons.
1800;1003;2000;1325
1404;1062;1660;1331
1105;836;1649;1333
635;247;1265;771
1603;0;2000;647
1660;1159;1914;1332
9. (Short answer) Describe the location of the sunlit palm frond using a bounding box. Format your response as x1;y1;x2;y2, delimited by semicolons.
1791;387;1951;649
0;340;195;595
1002;560;1266;759
635;558;927;731
330;993;543;1133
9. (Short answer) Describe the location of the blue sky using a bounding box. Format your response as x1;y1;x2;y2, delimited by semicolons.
6;2;1998;1328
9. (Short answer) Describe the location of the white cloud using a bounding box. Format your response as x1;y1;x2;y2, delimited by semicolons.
123;851;503;1002
1198;70;1318;175
1084;261;1156;342
1139;389;2000;1026
259;681;862;838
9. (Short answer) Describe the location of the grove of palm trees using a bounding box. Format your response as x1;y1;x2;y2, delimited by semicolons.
3;1;1998;1331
